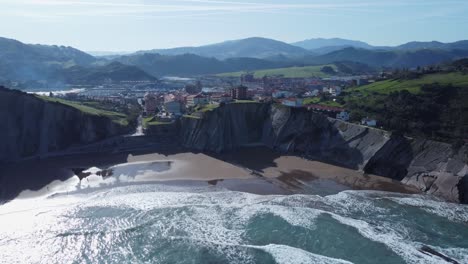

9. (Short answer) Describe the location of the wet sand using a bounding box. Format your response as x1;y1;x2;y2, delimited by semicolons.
0;146;419;201
218;147;418;194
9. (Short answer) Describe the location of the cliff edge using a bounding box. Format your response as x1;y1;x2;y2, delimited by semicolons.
180;103;468;203
0;87;131;162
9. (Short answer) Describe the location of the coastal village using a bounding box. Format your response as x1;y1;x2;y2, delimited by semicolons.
47;73;379;135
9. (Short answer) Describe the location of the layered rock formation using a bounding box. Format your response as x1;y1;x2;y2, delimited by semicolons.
0;87;131;162
180;103;468;203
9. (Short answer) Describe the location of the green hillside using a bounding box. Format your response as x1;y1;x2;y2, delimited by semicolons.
353;72;468;95
218;64;337;78
39;96;130;126
344;71;468;141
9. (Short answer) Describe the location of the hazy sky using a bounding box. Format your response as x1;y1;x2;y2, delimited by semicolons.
1;0;468;51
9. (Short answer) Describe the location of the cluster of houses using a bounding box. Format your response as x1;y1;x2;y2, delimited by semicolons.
143;85;250;121
142;75;378;127
271;85;343;108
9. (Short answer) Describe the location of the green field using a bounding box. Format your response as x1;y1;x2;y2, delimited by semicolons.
183;114;202;119
218;64;337;78
233;100;258;103
303;97;319;105
303;97;343;107
194;104;219;113
142;117;173;128
353;72;468;95
39;96;129;126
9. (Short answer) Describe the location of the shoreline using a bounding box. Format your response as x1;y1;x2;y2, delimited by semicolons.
0;146;419;201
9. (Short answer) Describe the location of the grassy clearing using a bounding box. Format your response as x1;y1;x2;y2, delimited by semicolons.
218;64;337;78
303;97;320;105
38;96;129;126
233;100;258;103
183;115;202;119
142;117;173;128
303;97;343;107
353;72;468;95
194;104;219;113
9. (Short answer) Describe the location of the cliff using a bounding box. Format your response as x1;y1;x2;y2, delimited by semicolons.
0;87;131;162
180;103;468;203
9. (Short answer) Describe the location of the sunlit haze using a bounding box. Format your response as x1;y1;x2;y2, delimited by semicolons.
1;0;468;51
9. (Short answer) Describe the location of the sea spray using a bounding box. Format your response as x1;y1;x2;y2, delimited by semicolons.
1;182;467;264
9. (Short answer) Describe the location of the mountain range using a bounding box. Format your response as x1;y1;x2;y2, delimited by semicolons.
2;36;468;87
0;37;154;85
114;53;293;76
0;37;95;82
135;37;311;60
55;62;156;85
305;47;468;68
291;38;375;54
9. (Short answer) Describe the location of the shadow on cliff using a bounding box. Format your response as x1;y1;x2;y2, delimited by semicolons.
211;146;282;172
273;108;368;170
363;134;414;181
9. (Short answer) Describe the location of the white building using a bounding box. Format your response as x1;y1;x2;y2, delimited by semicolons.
336;111;350;121
186;94;209;107
361;118;377;127
330;87;342;96
164;100;182;115
272;90;294;99
211;93;232;103
282;98;303;107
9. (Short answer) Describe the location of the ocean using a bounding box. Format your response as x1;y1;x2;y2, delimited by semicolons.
0;176;467;264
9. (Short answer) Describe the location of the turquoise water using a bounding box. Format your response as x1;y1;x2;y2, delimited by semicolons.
0;182;467;264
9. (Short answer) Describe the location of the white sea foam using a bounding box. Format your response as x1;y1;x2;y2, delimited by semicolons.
330;213;456;264
436;246;468;264
388;196;468;223
1;183;467;264
250;244;354;264
27;88;86;96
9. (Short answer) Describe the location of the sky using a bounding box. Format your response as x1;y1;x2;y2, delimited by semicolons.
1;0;468;52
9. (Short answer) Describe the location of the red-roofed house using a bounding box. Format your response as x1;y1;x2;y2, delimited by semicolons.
187;94;208;107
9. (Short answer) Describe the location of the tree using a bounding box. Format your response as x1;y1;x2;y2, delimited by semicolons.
321;66;336;75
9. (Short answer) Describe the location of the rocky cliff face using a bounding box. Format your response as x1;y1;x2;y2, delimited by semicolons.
180;103;271;152
0;87;130;162
180;103;468;203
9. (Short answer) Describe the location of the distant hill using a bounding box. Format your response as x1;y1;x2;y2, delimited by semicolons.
291;38;374;50
218;61;375;78
292;38;468;52
86;51;134;57
309;45;367;55
3;35;468;86
135;37;312;60
218;65;336;78
0;37;96;82
54;62;156;84
345;70;468;140
396;40;468;51
0;38;96;81
114;53;292;76
309;47;468;68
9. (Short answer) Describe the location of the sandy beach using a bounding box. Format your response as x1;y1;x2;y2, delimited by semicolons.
0;146;419;201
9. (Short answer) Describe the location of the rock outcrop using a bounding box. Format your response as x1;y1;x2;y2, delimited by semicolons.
180;103;468;203
0;87;131;162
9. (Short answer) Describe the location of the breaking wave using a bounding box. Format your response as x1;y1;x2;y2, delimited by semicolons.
0;183;467;264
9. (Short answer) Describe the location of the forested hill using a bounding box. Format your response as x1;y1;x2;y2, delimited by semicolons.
308;47;468;69
344;63;468;142
54;62;157;84
0;37;96;81
113;53;291;77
